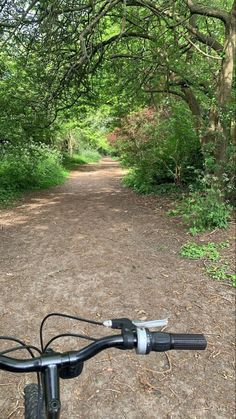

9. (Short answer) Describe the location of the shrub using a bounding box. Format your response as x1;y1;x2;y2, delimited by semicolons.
123;168;155;194
176;187;232;234
110;103;203;193
0;143;67;205
123;168;182;196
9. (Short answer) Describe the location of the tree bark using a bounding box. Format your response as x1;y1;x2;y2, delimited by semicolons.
180;86;203;134
206;1;236;172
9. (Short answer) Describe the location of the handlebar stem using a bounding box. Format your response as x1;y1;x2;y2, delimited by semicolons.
43;364;61;419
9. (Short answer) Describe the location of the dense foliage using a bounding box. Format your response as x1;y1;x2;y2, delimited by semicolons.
109;104;202;191
0;143;66;204
0;1;235;231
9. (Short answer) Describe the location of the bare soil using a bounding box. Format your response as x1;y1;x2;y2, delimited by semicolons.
0;158;235;419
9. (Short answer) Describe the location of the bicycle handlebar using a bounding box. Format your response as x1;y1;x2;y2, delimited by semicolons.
0;332;206;374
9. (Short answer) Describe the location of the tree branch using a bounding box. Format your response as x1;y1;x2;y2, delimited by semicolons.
185;0;230;27
184;35;222;60
94;30;155;53
144;88;186;100
185;23;223;52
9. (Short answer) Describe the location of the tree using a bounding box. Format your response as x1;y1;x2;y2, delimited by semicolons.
0;1;235;177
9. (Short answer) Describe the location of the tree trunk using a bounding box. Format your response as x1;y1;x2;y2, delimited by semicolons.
180;85;203;135
207;1;236;172
68;133;73;157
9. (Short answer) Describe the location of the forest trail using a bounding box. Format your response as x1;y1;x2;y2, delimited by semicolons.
0;158;235;419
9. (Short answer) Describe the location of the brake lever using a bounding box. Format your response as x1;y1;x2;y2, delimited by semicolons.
103;318;168;329
132;319;168;328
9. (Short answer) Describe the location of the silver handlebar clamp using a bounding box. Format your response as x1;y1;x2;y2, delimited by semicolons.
102;318;169;355
136;327;148;355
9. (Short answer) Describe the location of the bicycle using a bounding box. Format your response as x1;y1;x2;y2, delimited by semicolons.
0;312;207;419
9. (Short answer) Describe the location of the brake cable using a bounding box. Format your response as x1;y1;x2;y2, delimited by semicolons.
43;333;98;352
40;312;103;351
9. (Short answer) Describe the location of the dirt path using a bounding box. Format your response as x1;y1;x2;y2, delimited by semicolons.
0;158;235;419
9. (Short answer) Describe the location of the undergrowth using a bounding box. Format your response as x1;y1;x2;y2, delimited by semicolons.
168;187;232;235
180;242;220;261
0;143;67;206
123;169;182;197
0;145;100;206
180;241;235;287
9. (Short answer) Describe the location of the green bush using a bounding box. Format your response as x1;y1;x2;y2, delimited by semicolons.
176;187;232;234
0;143;67;205
113;103;203;193
123;169;155;194
123;168;182;196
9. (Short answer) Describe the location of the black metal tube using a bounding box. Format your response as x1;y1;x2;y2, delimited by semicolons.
0;335;125;373
42;365;61;419
0;356;42;372
73;335;127;363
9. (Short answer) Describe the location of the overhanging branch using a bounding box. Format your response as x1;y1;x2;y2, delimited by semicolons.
185;0;230;27
144;88;186;100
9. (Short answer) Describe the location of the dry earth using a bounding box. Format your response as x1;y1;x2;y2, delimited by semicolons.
0;158;235;419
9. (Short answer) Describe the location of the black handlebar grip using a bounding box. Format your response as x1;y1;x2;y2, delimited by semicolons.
169;333;207;350
151;332;207;352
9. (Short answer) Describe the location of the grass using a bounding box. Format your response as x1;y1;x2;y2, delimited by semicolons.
0;186;21;206
0;170;68;207
0;144;67;206
62;150;100;170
